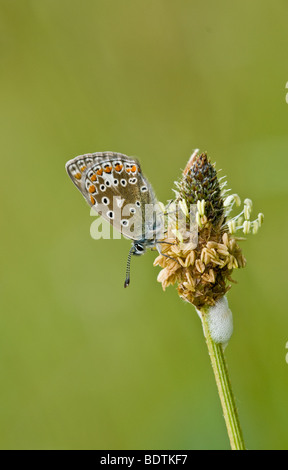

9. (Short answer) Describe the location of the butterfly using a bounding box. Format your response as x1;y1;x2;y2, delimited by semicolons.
65;151;166;287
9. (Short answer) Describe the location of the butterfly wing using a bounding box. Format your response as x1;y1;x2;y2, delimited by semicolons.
66;152;158;241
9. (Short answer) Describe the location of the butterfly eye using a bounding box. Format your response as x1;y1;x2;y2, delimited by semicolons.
134;243;145;255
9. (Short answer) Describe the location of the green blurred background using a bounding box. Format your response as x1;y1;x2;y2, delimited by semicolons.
1;0;288;450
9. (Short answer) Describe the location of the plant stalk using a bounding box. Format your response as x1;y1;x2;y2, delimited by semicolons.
201;309;246;450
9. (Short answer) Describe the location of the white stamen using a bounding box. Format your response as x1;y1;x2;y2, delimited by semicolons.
237;216;244;227
244;205;251;220
233;194;241;207
197;199;205;216
258;213;264;226
171;228;184;243
196;211;202;227
243;220;251;234
179;199;189;217
200;199;205;216
223;195;235;207
244;198;253;208
228;219;236;234
252;220;259;234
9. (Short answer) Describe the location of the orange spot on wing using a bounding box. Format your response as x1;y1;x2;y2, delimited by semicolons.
90;195;96;205
126;168;131;172
96;168;103;176
104;166;112;173
80;165;87;172
131;165;137;172
75;173;82;180
90;174;97;181
89;185;96;193
115;164;123;172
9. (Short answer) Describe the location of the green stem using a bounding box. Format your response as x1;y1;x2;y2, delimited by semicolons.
201;309;246;450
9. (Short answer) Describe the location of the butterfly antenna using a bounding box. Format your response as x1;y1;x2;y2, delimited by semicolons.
124;246;135;288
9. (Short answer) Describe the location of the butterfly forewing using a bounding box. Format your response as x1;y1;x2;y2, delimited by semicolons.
66;152;158;241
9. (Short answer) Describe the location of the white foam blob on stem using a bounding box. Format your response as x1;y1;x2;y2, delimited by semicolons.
198;296;233;348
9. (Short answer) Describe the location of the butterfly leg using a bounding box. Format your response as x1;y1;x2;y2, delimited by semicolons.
155;242;180;262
